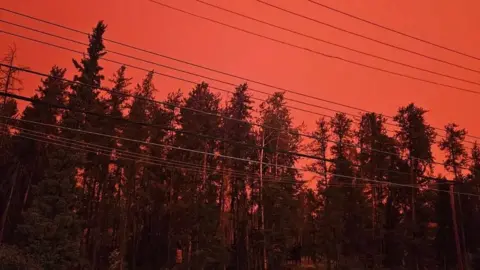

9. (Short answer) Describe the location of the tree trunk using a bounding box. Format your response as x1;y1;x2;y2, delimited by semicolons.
260;131;267;270
453;160;467;270
450;184;464;270
410;158;419;270
456;194;469;269
0;163;18;243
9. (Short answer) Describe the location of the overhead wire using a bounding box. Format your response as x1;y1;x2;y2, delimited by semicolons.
0;92;306;171
306;0;480;61
197;0;480;88
1;90;478;193
3;123;478;197
148;0;480;97
0;9;370;118
5;132;299;185
3;28;479;150
1;122;302;184
257;0;480;74
192;1;480;140
1;64;478;175
2;112;466;185
2;7;480;141
0;30;345;123
0;125;403;189
0;20;354;119
5;124;379;188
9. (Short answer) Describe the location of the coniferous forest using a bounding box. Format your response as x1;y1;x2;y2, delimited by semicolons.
1;21;480;270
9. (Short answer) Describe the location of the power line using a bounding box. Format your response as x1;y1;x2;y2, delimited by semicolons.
198;0;480;88
1;129;300;186
6;127;458;189
148;1;480;142
3;117;477;197
0;20;355;119
258;0;480;74
1;30;344;122
306;0;480;62
6;120;415;188
1;110;467;185
1;63;477;174
0;91;305;171
2;90;476;188
4;25;479;149
2;123;300;184
3;8;480;142
0;125;434;190
0;7;378;116
149;0;480;96
8;126;480;197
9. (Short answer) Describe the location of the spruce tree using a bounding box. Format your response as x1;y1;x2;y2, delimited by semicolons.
136;89;182;269
439;123;469;269
16;66;69;210
1;65;66;245
394;103;436;269
325;113;369;268
222;83;256;270
307;117;329;265
16;146;83;269
95;65;131;269
357;112;393;268
119;70;157;269
258;92;302;269
59;21;107;268
166;82;225;269
0;45;24;244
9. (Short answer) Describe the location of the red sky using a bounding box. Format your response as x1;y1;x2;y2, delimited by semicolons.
1;0;480;181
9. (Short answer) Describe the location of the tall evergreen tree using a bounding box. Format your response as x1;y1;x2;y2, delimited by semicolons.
258;92;302;269
394;103;436;269
59;21;107;268
169;82;224;269
93;65;131;269
221;83;256;270
357;112;393;268
0;66;68;245
0;45;24;244
439;123;469;269
307;117;330;265
135;88;181;269
118;70;157;270
15;145;83;270
325;113;369;268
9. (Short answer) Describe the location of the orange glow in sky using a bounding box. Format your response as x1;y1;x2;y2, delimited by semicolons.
1;0;480;181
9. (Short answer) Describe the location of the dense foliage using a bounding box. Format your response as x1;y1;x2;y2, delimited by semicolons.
1;22;479;270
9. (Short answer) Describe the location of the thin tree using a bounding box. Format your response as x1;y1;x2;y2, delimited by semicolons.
439;123;468;270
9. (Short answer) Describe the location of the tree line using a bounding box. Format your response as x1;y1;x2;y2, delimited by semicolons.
1;21;480;270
